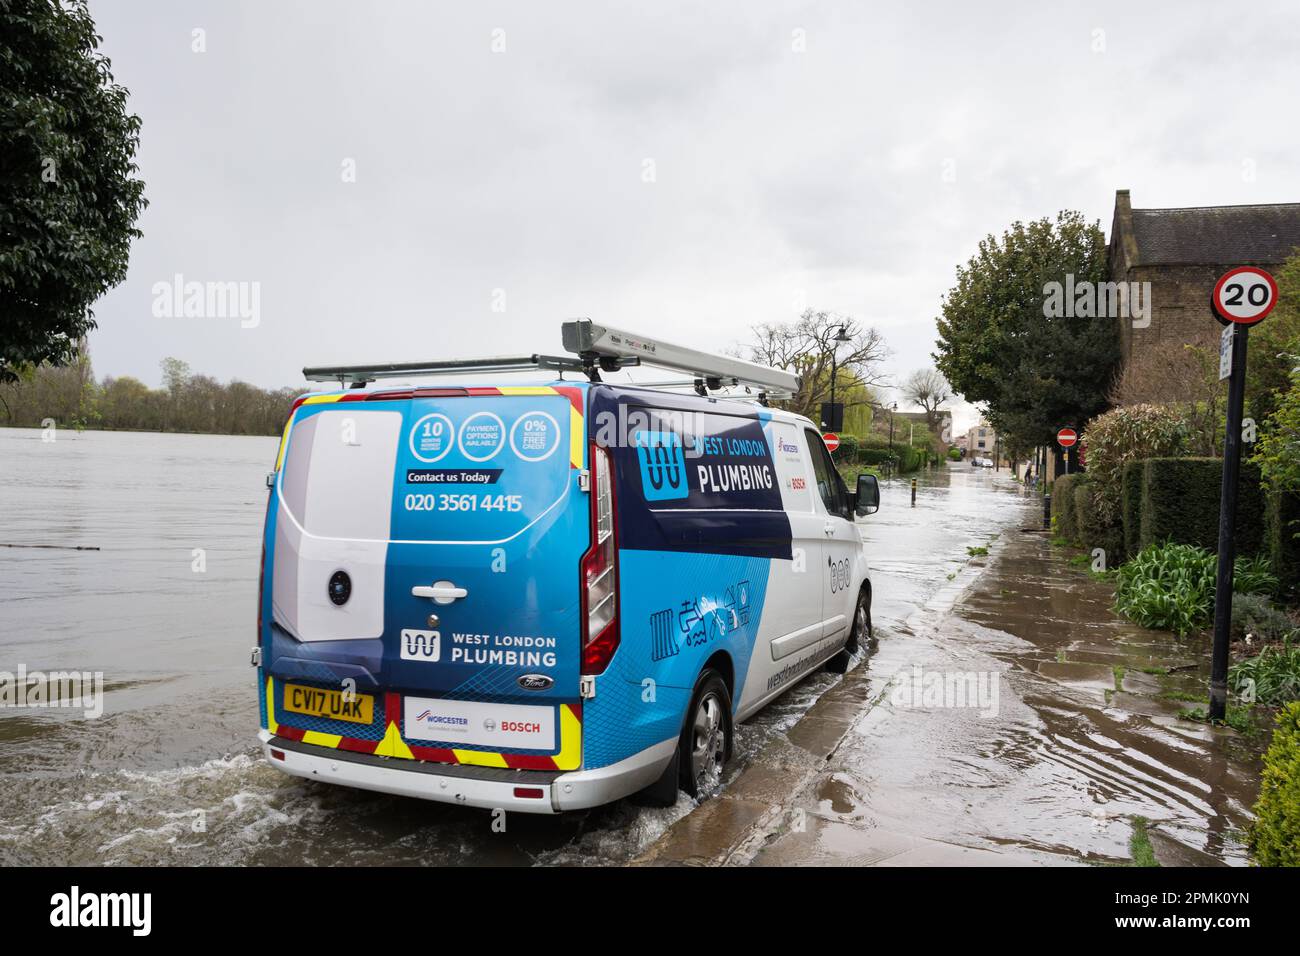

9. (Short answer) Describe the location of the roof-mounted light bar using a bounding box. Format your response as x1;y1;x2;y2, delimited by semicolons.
561;319;800;398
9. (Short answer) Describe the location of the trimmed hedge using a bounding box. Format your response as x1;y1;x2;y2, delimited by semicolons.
1250;701;1300;866
1052;474;1084;543
1267;491;1300;603
1137;458;1265;555
1122;459;1144;562
1076;482;1123;561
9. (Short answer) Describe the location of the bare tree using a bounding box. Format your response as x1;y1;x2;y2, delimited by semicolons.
1108;340;1221;456
744;309;888;420
901;368;951;432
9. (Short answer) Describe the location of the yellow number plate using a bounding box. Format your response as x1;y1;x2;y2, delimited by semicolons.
283;683;374;725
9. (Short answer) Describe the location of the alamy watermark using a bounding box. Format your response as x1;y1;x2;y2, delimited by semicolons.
890;665;1001;718
1043;274;1150;328
151;273;260;328
0;666;104;719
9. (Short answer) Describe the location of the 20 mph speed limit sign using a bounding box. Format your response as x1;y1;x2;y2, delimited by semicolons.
1212;266;1278;325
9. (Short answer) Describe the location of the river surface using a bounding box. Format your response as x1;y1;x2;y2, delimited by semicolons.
0;428;1045;865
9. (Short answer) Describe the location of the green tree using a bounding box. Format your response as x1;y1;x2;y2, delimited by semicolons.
933;211;1119;445
1246;249;1300;426
0;0;147;382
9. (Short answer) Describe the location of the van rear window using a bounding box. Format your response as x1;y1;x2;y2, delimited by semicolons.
279;409;402;539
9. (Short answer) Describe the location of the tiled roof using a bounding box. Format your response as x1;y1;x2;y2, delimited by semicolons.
1131;203;1300;266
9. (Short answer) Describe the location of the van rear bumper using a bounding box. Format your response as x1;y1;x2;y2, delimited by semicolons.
260;730;674;814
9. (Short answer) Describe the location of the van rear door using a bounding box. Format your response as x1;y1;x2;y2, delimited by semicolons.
267;386;587;766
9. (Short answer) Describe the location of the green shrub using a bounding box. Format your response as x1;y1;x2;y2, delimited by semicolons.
1250;701;1300;866
1139;458;1266;555
1267;491;1300;602
834;434;861;461
1053;474;1084;544
1074;480;1123;560
1230;593;1296;644
947;447;962;461
1230;642;1300;708
1082;404;1187;524
1122;459;1144;561
1115;542;1277;635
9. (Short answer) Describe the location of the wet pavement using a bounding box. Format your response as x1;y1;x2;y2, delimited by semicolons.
640;468;1262;867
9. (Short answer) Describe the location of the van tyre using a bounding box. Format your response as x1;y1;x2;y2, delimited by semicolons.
679;670;733;800
850;588;872;651
826;588;871;673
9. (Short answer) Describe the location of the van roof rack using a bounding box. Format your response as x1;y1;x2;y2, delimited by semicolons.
302;318;800;401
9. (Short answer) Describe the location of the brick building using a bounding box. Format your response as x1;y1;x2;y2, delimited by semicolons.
1108;190;1300;377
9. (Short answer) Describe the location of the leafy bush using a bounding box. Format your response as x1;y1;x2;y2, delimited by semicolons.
1250;702;1300;866
1122;460;1145;560
1267;491;1300;602
1115;542;1277;635
1230;643;1300;708
1230;593;1297;644
948;447;962;461
1082;405;1187;523
1052;474;1084;543
834;434;861;461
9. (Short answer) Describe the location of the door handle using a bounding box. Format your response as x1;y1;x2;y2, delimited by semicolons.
412;581;467;605
823;522;835;536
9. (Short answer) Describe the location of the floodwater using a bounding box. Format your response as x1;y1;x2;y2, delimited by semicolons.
0;428;1111;866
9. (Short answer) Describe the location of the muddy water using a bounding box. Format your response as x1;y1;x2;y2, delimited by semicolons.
0;429;1029;865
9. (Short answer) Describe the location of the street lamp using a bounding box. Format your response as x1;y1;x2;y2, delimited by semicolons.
828;325;851;429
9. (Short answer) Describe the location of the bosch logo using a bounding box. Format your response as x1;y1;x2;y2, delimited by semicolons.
483;718;497;732
501;721;542;734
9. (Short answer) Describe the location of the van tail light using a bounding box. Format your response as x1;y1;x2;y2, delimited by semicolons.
581;444;619;674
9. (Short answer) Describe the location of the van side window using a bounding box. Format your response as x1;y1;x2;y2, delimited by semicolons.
804;428;849;519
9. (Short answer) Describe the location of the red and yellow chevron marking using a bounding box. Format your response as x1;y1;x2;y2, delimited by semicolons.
266;677;582;771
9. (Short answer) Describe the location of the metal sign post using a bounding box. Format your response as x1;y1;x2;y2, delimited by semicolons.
1209;266;1278;722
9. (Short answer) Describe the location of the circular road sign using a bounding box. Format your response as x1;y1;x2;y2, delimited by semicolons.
1057;427;1078;448
1212;267;1278;325
822;432;841;453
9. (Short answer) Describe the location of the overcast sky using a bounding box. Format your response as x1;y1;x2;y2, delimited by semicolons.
85;0;1300;431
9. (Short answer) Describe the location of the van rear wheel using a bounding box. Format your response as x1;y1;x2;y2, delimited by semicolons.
826;589;871;673
679;670;733;799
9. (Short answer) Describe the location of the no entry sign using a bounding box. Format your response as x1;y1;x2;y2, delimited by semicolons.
1056;427;1078;447
822;432;840;452
1212;266;1278;325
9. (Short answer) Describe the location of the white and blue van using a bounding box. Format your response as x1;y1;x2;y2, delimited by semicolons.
255;321;879;812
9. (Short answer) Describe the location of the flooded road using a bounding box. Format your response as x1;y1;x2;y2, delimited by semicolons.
0;428;1080;865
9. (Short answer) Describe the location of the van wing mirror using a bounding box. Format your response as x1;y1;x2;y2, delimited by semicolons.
855;473;880;516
